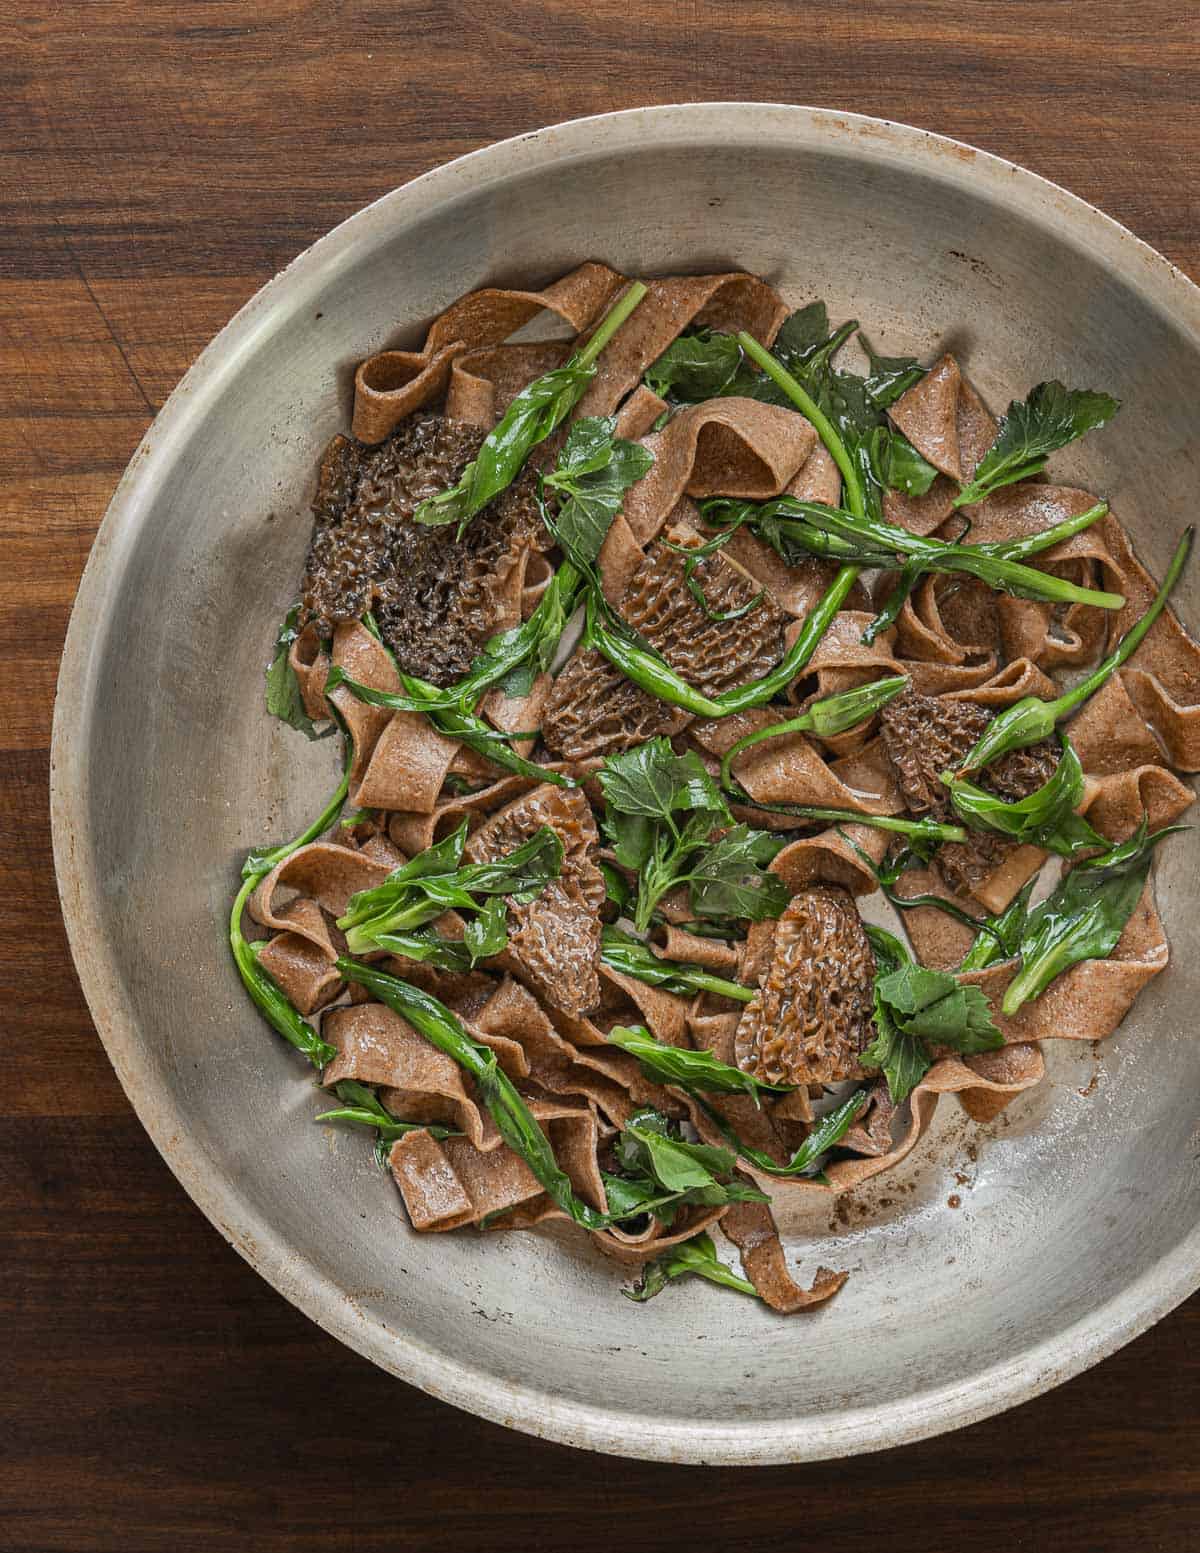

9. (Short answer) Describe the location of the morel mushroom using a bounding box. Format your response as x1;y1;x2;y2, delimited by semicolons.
464;784;605;1018
542;525;787;760
302;413;550;682
878;690;1060;896
734;885;877;1087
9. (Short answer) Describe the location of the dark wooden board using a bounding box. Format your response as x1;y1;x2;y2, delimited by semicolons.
3;4;1198;1548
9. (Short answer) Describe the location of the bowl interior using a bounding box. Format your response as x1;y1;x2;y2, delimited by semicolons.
55;107;1200;1463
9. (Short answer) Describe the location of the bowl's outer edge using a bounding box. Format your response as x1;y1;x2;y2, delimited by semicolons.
49;103;1200;1465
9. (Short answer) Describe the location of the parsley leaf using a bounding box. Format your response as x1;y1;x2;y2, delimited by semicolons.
954;380;1121;507
598;737;729;826
861;924;1002;1103
543;415;655;564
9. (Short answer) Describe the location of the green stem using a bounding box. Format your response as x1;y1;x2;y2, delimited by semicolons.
326;665;574;787
576;282;649;368
727;798;968;843
737;330;866;515
959;526;1194;773
230;747;351;1067
978;500;1108;561
1048;525;1194;717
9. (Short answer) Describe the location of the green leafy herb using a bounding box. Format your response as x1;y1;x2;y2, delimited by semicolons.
1001;821;1183;1013
859;333;926;408
598;739;786;931
959;878;1038;972
617;1114;744;1194
600;935;755;1005
866;424;940;498
371;894;510;970
325;662;574;788
265;605;332;740
955;527;1194;775
863;499;1112;644
412;281;648;535
316;1079;459;1150
623;1230;759;1303
643;329;756;404
953;380;1121;508
685;826;791;920
542;416;655;564
746;497;1124;614
230;738;354;1068
861;924;1002;1102
599;860;632;912
942;735;1107;857
604;1020;784;1105
718;675;907;789
336;822;562;954
699;1086;871;1178
598;737;727;823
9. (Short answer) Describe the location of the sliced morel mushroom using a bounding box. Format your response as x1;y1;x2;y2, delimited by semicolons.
734;885;877;1087
542;526;788;759
878;690;1060;896
464;784;605;1017
301;413;550;682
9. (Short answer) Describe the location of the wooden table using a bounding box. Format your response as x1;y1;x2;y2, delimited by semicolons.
4;4;1198;1547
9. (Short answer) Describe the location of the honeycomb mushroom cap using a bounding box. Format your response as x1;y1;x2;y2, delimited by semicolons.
543;526;787;759
734;884;877;1087
878;690;1060;897
301;413;550;682
465;784;605;1017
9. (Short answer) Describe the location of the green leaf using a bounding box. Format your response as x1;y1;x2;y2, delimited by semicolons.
876;962;1002;1053
772;302;834;364
315;1080;459;1143
265;605;333;740
943;735;1107;857
876;428;940;497
954;380;1121;507
604;1020;779;1103
599;738;729;826
623;1121;740;1192
859;925;928;1102
602;808;657;872
338;820;469;930
546;419;656;565
600;933;755;1005
860;924;1003;1102
1002;821;1184;1013
463;895;509;962
412;281;648;534
685;824;789;921
859;333;926;407
959;878;1037;972
339;824;562;952
623;1230;759;1303
642;329;755;404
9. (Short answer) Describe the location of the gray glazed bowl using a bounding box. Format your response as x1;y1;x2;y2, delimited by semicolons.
52;105;1200;1464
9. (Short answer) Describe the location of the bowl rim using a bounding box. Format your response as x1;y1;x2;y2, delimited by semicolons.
50;102;1200;1465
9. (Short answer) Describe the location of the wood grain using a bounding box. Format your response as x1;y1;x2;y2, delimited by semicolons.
3;3;1198;1548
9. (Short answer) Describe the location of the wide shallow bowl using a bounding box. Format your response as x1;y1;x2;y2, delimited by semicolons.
52;104;1200;1465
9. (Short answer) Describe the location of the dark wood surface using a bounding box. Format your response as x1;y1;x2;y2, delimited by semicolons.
4;4;1198;1548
